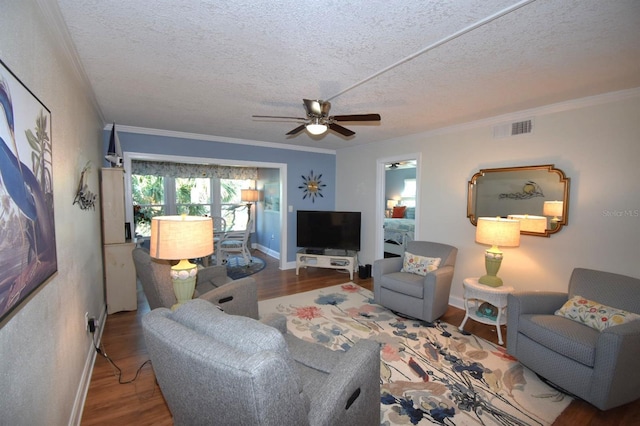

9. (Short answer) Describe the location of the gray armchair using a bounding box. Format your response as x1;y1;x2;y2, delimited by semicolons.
507;267;640;410
373;241;458;322
142;299;381;426
132;247;258;319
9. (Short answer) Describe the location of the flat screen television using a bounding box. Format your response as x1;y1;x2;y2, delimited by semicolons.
297;210;361;253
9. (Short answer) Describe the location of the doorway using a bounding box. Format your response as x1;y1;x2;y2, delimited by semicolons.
375;154;421;260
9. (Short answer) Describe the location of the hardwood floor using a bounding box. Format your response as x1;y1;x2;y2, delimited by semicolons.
81;251;639;425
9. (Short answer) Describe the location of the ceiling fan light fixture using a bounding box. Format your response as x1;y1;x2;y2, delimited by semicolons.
306;118;327;135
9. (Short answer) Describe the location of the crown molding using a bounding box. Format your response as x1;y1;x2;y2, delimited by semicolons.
105;124;337;155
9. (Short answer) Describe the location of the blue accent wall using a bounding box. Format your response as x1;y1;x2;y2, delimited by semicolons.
104;130;336;262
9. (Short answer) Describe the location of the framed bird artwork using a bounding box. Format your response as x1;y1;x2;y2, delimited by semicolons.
0;59;57;323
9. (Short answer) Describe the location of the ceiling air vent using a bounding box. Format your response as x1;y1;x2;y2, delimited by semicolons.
493;118;534;138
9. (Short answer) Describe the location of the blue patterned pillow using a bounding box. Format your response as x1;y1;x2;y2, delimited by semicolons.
405;207;415;219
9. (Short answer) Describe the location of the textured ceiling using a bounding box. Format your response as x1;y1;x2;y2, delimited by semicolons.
55;0;640;151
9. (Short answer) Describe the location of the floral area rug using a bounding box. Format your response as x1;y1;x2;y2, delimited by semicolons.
258;283;572;426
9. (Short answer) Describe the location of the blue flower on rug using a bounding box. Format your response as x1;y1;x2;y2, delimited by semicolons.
315;293;348;306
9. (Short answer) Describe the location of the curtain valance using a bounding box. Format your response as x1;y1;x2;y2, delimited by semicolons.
132;160;257;180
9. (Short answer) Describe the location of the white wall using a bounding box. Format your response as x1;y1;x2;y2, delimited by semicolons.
0;1;104;424
337;90;640;306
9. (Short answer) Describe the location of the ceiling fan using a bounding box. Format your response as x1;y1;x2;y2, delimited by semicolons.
386;160;416;170
252;99;381;137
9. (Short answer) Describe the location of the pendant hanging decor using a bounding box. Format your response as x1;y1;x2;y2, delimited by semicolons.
299;170;326;202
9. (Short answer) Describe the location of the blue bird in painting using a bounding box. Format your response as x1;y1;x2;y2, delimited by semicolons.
0;76;55;310
0;79;38;229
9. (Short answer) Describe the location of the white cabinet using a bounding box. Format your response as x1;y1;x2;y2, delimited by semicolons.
101;168;126;244
100;168;137;313
103;242;137;314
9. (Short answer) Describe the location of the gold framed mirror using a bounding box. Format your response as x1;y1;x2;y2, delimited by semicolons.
467;164;570;237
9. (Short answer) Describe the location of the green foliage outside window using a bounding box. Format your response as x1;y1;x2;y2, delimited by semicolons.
132;175;251;237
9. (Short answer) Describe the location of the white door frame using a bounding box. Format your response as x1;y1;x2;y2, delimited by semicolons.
375;153;422;259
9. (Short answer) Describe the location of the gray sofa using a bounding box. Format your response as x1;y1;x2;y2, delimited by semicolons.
373;241;457;322
132;247;258;318
142;299;381;426
507;267;640;410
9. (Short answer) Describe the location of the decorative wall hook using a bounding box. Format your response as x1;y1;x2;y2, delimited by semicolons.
73;161;97;210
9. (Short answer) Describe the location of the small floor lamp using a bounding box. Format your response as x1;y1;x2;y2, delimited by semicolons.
241;189;259;225
150;215;213;309
475;217;520;287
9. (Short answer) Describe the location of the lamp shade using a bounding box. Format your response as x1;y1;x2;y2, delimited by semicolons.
386;199;397;210
150;215;213;260
543;201;563;217
476;217;520;247
507;214;547;233
241;189;259;203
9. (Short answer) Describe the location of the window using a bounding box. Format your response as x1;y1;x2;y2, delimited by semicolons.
400;178;416;207
220;179;253;231
132;175;253;237
132;174;165;237
175;177;211;217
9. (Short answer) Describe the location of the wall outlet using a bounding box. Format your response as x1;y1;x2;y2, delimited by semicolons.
271;234;275;240
88;317;97;333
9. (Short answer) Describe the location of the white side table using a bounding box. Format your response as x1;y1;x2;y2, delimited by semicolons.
459;277;514;345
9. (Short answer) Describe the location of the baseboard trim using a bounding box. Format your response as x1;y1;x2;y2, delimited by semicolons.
448;294;464;311
68;305;108;426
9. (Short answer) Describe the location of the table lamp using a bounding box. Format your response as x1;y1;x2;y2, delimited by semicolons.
386;199;397;217
507;214;547;233
475;217;520;287
150;215;213;309
543;201;563;230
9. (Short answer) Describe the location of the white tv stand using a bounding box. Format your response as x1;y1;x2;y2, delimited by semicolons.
296;249;358;280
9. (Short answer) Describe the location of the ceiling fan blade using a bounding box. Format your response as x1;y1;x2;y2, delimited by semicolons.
328;123;355;137
286;124;307;135
252;115;306;120
303;99;331;117
332;113;381;122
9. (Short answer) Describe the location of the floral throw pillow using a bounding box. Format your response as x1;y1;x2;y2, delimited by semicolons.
554;295;640;331
401;252;441;276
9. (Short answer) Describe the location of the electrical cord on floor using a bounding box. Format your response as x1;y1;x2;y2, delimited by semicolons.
91;327;152;385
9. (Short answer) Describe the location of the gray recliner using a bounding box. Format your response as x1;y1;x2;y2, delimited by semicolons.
373;241;458;322
132;247;258;319
507;267;640;410
142;299;381;426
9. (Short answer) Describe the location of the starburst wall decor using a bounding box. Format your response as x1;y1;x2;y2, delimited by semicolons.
299;170;326;202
